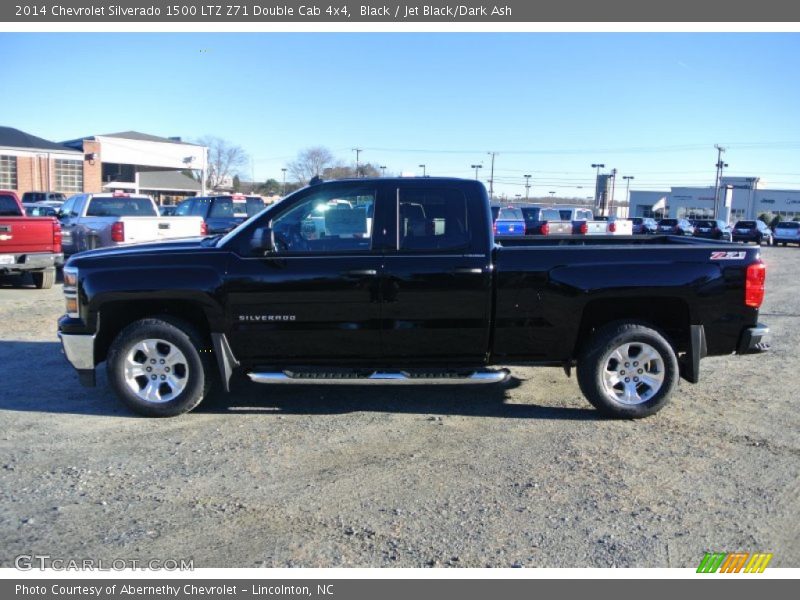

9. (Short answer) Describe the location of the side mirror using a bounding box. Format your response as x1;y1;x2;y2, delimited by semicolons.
250;226;274;255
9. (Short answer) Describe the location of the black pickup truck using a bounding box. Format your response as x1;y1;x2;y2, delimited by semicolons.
58;177;769;418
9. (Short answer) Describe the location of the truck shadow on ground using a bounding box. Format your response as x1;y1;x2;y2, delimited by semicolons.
0;341;600;421
0;271;64;289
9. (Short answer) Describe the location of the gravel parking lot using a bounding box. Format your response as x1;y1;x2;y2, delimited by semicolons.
0;247;798;568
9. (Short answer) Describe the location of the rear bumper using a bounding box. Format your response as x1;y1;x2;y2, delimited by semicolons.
0;251;62;273
737;324;770;354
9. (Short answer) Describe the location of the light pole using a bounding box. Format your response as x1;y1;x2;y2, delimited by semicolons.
713;145;728;219
549;191;556;200
380;165;386;177
591;163;605;211
352;147;363;178
471;164;483;180
622;176;634;213
524;174;532;200
281;168;287;196
419;164;427;177
608;168;617;216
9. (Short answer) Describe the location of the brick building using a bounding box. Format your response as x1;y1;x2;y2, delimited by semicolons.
0;126;207;205
0;126;92;196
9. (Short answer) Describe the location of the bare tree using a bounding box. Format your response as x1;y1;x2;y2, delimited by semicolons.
288;146;335;185
196;136;249;190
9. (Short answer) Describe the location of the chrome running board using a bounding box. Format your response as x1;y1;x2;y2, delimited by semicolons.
247;369;510;385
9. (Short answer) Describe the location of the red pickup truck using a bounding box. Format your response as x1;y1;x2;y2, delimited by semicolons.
0;190;63;289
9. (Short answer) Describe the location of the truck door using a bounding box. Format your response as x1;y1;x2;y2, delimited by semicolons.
380;183;493;363
224;183;386;364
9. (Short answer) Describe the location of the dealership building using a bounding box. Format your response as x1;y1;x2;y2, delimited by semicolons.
0;126;207;205
629;176;800;222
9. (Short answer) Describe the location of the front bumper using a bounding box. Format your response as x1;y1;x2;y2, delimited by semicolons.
737;323;770;354
58;330;97;386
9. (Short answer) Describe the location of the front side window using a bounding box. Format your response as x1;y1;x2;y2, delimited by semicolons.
270;187;376;254
55;159;83;193
398;188;469;252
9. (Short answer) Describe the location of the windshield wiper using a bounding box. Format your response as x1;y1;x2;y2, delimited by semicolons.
201;234;224;246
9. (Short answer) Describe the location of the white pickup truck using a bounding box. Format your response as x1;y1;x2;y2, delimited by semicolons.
59;192;205;255
552;206;634;235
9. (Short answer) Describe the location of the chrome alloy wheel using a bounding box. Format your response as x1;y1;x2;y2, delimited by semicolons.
123;339;189;403
601;342;665;405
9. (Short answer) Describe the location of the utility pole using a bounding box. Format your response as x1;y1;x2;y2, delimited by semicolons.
352;147;363;178
471;163;482;180
524;174;532;200
487;152;497;200
281;168;287;196
713;145;728;219
608;168;617;216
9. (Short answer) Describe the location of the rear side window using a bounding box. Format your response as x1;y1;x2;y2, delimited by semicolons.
399;188;469;252
86;197;157;217
0;194;22;216
246;197;265;216
190;197;211;217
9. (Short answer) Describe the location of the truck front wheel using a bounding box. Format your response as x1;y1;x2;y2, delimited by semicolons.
577;322;679;418
106;317;213;417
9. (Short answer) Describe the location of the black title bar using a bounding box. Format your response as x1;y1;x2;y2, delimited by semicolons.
4;0;800;22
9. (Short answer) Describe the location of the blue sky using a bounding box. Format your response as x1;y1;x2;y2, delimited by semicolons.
2;33;800;198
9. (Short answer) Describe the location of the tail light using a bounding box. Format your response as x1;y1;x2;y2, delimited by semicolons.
579;221;588;235
201;221;208;236
52;220;62;252
111;221;125;242
540;222;550;236
608;221;617;233
745;262;766;308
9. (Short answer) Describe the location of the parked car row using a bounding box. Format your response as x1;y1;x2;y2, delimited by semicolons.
491;204;633;236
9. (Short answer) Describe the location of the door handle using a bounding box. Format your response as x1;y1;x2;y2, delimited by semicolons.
343;269;378;277
452;268;484;274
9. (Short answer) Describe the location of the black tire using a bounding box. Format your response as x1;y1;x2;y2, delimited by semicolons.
577;321;679;418
106;317;214;417
31;268;55;289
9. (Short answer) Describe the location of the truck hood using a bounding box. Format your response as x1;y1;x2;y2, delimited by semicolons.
66;237;209;262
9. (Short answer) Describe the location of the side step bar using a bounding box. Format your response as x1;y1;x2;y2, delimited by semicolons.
247;369;510;385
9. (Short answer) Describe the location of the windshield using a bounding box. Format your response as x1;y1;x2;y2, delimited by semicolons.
777;222;800;229
86;197;157;217
735;221;756;228
660;219;678;226
498;208;523;220
520;207;542;222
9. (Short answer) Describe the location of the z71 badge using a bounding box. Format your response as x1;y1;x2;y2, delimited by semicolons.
710;251;746;260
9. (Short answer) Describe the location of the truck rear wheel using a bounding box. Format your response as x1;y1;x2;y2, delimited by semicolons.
31;268;55;289
106;317;213;417
577;322;678;418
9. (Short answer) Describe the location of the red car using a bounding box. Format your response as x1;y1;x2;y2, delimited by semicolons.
0;190;63;288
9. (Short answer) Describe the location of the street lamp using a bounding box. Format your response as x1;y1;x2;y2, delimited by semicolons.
524;174;532;200
471;164;483;180
352;148;363;178
419;164;427;177
622;175;634;210
713;145;728;218
380;165;387;177
281;168;287;196
549;191;556;199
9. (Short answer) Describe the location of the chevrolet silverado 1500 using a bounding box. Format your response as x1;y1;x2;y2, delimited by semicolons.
57;178;769;418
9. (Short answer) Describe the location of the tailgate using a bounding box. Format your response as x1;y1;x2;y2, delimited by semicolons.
495;220;524;235
0;217;56;256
